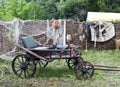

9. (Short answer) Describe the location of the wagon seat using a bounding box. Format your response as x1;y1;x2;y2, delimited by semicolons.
21;36;69;56
21;35;49;50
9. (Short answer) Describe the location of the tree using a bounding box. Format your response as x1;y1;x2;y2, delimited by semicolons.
57;0;87;21
37;0;60;19
0;0;120;21
86;0;120;12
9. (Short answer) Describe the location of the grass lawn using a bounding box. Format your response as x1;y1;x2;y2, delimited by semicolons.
0;50;120;87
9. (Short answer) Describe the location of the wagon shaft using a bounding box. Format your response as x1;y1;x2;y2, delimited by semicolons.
94;64;120;71
15;43;47;61
94;68;120;71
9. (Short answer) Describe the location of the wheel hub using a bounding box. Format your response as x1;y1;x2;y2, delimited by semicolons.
73;60;78;65
81;68;87;73
20;63;27;70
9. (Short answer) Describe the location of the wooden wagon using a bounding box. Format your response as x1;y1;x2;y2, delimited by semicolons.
12;36;94;80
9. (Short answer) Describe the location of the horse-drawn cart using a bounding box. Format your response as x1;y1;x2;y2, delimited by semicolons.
12;36;94;80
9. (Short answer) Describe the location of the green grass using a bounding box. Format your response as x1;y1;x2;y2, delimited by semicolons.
1;50;120;87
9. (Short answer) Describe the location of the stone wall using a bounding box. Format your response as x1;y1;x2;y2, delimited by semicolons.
66;21;120;50
0;20;120;55
0;25;14;54
66;21;87;48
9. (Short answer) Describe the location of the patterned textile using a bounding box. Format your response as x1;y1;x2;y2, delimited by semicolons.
90;21;115;42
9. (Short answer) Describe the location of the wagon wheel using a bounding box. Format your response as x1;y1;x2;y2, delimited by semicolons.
36;60;48;68
68;57;83;69
74;61;94;80
12;54;36;78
